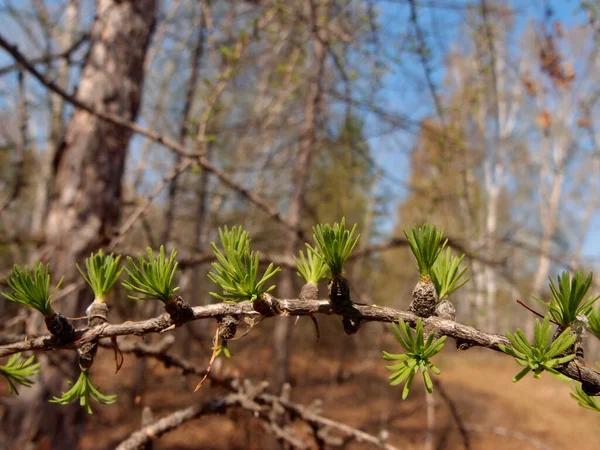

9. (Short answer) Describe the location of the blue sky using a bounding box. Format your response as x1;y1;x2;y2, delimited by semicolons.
364;0;600;265
0;0;598;266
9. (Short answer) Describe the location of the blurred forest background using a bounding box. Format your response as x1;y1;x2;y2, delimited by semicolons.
1;0;600;449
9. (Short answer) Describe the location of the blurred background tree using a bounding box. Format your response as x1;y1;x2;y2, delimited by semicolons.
0;0;599;449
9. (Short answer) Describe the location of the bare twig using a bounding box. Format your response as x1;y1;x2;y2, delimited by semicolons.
194;326;220;391
464;423;551;450
116;378;399;450
0;33;88;77
161;4;208;245
115;394;241;450
1;296;599;390
432;379;471;450
0;66;27;212
0;31;300;236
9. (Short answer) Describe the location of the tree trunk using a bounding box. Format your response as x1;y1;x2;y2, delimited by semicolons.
1;2;157;448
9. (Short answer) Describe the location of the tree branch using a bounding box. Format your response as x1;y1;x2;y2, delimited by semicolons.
115;373;398;450
115;394;240;450
1;296;599;391
0;33;88;77
0;31;300;236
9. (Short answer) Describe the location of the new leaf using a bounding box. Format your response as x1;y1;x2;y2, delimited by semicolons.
383;318;446;399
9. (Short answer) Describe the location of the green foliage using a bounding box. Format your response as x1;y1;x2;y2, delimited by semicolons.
311;218;360;277
589;306;600;340
215;340;232;359
533;271;599;327
499;317;577;382
122;246;180;302
0;353;40;395
2;262;62;316
404;224;447;280
207;226;280;302
77;249;124;301
382;318;446;399
430;248;469;300
50;370;116;414
294;246;329;284
571;384;600;414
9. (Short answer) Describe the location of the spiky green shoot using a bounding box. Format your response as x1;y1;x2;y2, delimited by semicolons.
207;225;280;302
404;224;447;281
2;263;63;317
0;353;40;395
431;248;469;301
383;318;446;400
77;249;124;302
122;246;180;302
533;271;599;327
589;306;600;340
215;340;232;359
311;218;360;277
499;317;577;382
50;370;116;414
571;384;600;414
294;246;329;285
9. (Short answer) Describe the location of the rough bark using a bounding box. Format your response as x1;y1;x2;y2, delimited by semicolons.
0;2;157;448
2;297;600;391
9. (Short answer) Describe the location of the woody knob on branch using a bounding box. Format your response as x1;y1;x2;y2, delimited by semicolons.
76;250;124;369
2;262;75;342
123;246;193;325
404;224;447;318
207;225;281;318
294;245;330;301
310;218;361;334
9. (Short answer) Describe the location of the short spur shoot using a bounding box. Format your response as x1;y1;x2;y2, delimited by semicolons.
404;224;446;317
2;263;75;341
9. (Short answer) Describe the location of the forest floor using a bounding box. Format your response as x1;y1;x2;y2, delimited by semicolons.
68;321;600;450
2;319;599;449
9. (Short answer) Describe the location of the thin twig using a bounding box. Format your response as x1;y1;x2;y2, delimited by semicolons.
0;30;301;237
464;423;551;450
0;33;88;77
194;326;220;391
432;379;471;450
0;65;27;212
516;300;560;326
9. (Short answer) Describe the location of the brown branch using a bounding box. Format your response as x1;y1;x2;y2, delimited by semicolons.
0;33;88;77
115;368;397;450
113;158;194;246
177;235;500;270
100;336;204;377
464;424;551;450
115;394;241;450
1;297;599;391
0;30;300;237
268;393;398;450
432;379;471;450
0;65;27;212
160;6;207;245
408;0;445;122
